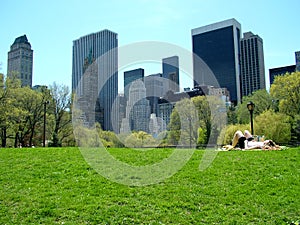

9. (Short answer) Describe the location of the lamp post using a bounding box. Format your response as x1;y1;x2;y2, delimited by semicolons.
247;101;255;135
43;101;49;147
188;117;192;148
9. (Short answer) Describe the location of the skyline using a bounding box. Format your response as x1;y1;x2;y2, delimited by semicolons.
1;0;299;91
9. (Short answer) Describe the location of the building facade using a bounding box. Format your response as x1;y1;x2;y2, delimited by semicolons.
158;86;205;126
124;68;144;99
7;35;33;87
120;80;151;133
240;32;266;97
72;29;118;131
192;18;242;104
144;73;164;115
269;65;296;85
162;56;179;92
296;51;300;72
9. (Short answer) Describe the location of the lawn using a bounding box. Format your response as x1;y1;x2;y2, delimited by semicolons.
0;147;299;224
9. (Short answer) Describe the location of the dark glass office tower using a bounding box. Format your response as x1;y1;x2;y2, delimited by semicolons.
162;56;179;92
72;29;118;131
7;35;33;87
240;32;266;97
124;68;144;99
296;51;300;72
269;65;296;85
192;19;241;104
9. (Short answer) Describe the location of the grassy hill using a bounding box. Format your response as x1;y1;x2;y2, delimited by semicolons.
0;147;299;224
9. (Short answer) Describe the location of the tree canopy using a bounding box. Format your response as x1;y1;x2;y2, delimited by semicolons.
270;71;300;117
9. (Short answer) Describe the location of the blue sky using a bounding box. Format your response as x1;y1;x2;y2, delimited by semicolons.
1;0;299;91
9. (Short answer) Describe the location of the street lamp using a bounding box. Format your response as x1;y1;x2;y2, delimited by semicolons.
43;100;49;147
247;101;255;135
188;117;192;148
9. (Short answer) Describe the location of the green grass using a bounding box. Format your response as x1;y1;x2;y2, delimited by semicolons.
0;147;299;224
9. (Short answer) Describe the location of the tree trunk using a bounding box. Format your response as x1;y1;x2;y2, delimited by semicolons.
1;127;6;147
14;132;19;148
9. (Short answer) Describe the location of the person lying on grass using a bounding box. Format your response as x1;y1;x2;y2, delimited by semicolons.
224;130;281;150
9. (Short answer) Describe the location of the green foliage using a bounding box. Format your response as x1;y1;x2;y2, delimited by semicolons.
254;110;291;144
227;105;238;124
270;71;300;117
218;124;250;145
193;95;227;144
236;89;275;124
192;96;211;143
99;131;124;148
0;147;299;224
124;131;156;147
48;82;72;147
197;127;206;145
0;77;74;147
167;107;181;145
166;96;227;147
290;114;300;144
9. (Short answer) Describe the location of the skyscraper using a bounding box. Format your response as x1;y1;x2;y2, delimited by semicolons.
240;32;266;97
269;65;296;85
192;18;241;104
162;56;179;92
296;51;300;72
145;73;164;115
120;80;151;133
72;29;118;131
124;68;144;99
7;35;33;87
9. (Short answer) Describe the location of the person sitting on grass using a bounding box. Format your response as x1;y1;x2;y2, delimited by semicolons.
229;130;280;150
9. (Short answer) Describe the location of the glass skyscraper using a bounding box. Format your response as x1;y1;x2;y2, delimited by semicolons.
296;51;300;72
162;56;179;92
240;32;266;97
7;35;33;87
72;29;118;131
124;68;144;99
192;18;241;104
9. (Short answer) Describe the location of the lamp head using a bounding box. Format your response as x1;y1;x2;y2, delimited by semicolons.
247;101;255;112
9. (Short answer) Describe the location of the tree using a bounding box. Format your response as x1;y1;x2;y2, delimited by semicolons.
192;95;226;145
124;131;155;148
270;71;300;144
270;71;300;117
254;110;291;144
16;86;51;146
218;124;250;146
0;76;24;147
192;96;211;144
170;98;199;147
0;74;9;147
227;105;238;125
166;107;181;146
236;89;275;124
290;114;300;144
48;82;72;147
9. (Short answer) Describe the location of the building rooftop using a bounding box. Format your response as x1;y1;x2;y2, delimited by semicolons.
191;18;241;36
13;35;31;47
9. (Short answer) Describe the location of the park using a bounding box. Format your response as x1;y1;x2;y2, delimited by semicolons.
0;72;299;224
0;146;299;224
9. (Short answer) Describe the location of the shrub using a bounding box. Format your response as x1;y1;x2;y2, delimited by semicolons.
254;110;291;144
218;124;250;145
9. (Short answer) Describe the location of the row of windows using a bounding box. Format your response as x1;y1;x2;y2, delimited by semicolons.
20;73;32;79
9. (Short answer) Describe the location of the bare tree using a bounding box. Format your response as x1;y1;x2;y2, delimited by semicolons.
49;82;72;146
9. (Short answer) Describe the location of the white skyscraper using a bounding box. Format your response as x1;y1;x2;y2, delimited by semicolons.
7;35;33;87
120;80;151;133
